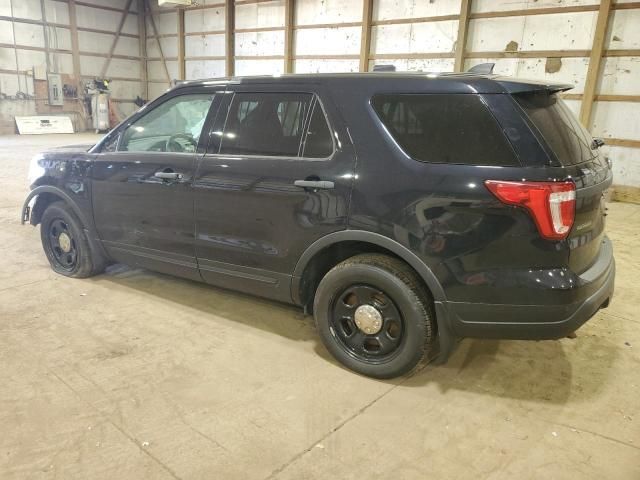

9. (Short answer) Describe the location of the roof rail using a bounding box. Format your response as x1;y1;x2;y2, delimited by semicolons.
372;64;396;72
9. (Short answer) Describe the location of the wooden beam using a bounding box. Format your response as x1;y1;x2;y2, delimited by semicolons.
235;0;279;5
178;8;186;80
294;54;360;60
359;0;373;72
284;0;294;72
235;55;283;60
579;0;612;127
68;0;81;80
454;0;472;72
101;0;134;78
147;3;172;85
370;52;454;60
51;0;138;15
137;0;148;100
604;138;640;149
184;30;226;36
0;16;139;38
611;185;640;205
470;4;598;19
225;0;235;76
466;49;591;59
295;21;362;30
372;14;459;26
236;26;284;33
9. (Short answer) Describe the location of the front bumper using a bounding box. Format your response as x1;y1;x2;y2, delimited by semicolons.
445;238;615;340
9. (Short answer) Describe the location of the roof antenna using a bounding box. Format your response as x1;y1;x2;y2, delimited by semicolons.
467;63;495;74
372;64;396;72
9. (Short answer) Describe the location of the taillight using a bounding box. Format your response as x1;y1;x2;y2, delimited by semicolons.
485;180;576;240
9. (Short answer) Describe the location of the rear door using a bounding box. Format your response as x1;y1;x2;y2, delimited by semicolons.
193;85;356;302
92;90;220;280
514;92;612;273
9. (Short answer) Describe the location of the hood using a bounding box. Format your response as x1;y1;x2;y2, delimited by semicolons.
48;143;96;153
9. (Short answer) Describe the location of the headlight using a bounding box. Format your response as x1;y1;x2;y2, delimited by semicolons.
28;154;45;186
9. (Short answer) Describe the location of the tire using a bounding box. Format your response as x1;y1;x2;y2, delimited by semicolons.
40;201;105;278
313;253;435;379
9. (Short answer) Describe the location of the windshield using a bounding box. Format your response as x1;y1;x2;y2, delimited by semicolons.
515;92;596;165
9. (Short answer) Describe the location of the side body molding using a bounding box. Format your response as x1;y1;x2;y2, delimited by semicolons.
290;230;447;303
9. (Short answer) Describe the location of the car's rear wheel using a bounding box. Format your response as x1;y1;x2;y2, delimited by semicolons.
40;202;104;278
313;254;435;379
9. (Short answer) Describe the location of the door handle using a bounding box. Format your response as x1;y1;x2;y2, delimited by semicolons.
155;171;183;180
294;180;334;190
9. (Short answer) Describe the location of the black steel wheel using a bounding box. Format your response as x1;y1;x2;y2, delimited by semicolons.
40;201;105;278
330;285;405;363
314;254;436;379
46;218;78;271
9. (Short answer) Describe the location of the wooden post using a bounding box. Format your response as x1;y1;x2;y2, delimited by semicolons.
137;0;148;99
454;0;471;72
579;0;612;128
178;8;186;80
284;0;294;73
225;0;235;77
359;0;373;72
68;0;82;81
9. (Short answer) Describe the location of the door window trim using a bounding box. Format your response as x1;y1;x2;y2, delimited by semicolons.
209;91;336;161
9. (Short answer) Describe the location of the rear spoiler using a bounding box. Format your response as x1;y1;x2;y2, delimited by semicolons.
495;78;574;95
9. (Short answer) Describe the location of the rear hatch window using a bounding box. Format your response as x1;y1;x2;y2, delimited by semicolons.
514;92;596;166
371;94;518;166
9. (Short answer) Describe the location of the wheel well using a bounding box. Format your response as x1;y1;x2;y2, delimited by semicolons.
30;192;64;225
297;240;432;311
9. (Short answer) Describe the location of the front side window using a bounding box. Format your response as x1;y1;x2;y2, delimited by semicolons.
119;93;214;153
372;94;517;166
220;92;313;157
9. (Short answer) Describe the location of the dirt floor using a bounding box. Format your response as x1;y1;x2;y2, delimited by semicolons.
0;133;639;479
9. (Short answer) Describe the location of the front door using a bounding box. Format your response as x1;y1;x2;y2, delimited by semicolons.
193;87;356;302
92;91;219;280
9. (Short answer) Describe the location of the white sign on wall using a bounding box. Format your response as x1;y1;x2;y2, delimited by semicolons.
15;116;74;135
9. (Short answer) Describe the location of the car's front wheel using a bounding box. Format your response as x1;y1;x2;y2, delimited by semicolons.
40;201;105;278
313;254;436;379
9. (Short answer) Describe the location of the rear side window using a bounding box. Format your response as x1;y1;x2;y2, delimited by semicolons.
220;92;313;157
514;92;595;165
371;94;517;166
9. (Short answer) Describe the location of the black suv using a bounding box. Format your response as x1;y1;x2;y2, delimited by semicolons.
22;72;615;378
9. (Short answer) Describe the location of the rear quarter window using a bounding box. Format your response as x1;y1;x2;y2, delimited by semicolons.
371;94;518;166
514;92;595;166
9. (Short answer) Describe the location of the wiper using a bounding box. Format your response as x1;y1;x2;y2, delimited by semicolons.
591;138;605;149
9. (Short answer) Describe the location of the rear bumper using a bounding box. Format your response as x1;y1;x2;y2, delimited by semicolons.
446;238;615;340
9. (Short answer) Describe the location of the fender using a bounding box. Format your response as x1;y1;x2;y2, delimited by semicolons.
291;230;447;303
21;185;90;227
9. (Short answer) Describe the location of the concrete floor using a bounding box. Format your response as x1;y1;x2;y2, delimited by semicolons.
0;133;639;479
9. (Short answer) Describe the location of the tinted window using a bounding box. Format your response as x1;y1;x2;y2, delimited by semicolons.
302;101;334;158
220;92;313;157
371;94;517;166
515;92;595;165
120;93;214;153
